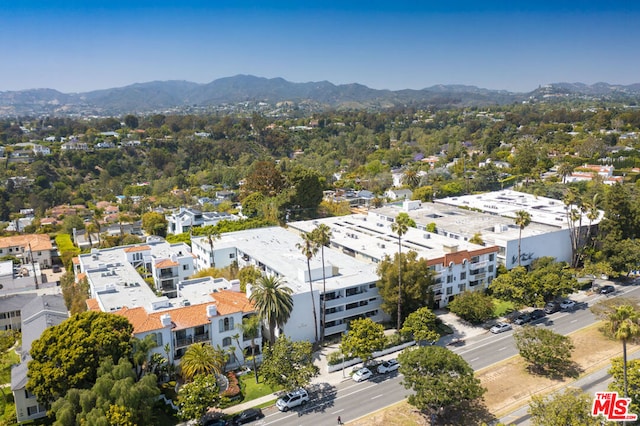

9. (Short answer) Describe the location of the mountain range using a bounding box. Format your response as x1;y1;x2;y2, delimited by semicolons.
1;75;640;117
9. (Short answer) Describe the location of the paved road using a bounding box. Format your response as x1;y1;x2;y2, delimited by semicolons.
235;281;640;426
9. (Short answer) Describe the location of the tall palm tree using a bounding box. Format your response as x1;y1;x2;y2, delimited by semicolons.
207;228;220;268
179;343;227;382
237;315;261;383
249;275;294;346
311;224;332;347
606;305;640;399
514;210;531;267
391;213;411;331
297;233;319;344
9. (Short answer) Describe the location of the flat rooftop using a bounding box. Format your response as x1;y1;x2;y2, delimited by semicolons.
195;227;379;294
289;213;495;264
435;189;603;228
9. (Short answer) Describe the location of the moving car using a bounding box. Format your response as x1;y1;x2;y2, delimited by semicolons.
529;309;546;320
560;299;576;310
377;359;400;374
601;285;615;294
490;322;512;334
513;313;531;325
352;367;373;382
544;302;561;314
276;388;309;412
230;408;264;425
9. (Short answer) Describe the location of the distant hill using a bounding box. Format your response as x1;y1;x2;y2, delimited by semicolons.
1;75;640;117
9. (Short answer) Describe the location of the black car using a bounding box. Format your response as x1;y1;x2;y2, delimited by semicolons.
529;309;546;320
513;313;531;325
601;285;615;294
230;408;264;425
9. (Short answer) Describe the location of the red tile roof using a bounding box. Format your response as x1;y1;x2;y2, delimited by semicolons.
124;245;151;253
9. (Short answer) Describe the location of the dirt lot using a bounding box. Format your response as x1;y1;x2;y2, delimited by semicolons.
347;324;638;426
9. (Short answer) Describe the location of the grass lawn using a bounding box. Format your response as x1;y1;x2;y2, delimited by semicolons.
493;298;515;318
239;373;282;401
0;350;19;384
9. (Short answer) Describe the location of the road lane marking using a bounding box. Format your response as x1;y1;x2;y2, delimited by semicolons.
498;347;507;351
371;394;383;400
470;357;479;362
332;409;344;414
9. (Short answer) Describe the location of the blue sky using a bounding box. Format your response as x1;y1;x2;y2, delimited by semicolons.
1;1;639;93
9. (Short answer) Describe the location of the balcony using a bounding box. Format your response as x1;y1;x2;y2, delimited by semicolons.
175;336;193;348
470;260;488;269
193;333;210;344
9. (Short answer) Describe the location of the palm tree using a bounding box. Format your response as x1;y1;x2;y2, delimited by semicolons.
556;162;574;184
249;275;294;346
237;315;261;383
179;343;227;382
207;229;220;268
297;233;320;344
311;224;332;347
606;305;640;399
514;210;531;267
391;213;411;331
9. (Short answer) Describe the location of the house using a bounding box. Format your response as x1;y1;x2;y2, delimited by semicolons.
11;294;69;424
385;188;413;201
0;234;54;269
166;207;238;235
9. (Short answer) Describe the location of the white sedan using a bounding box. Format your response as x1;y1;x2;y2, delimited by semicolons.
560;299;576;310
490;322;512;334
352;367;373;382
377;359;399;374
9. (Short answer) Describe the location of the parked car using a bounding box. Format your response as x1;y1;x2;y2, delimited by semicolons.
52;265;62;273
490;322;512;334
202;419;227;426
560;299;576;310
544;302;561;314
529;309;546;320
352;367;373;382
513;313;531;325
276;388;309;412
601;285;615;295
377;359;400;374
230;408;264;425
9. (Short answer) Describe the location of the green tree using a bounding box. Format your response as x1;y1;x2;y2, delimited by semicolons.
141;211;168;237
514;210;531;267
468;232;484;245
448;290;495;324
340;318;385;365
296;232;319;344
311;223;332;346
62;214;85;237
238;265;262;293
28;311;134;403
398;346;485;418
400;306;440;344
528;388;602;426
123;114;139;129
179;343;227;382
237;315;261;383
177;374;221;421
391;212;415;331
50;358;160;426
376;251;434;326
260;335;319;391
249;275;294;346
604;305;640;399
513;326;574;375
608;357;640;419
241;192;265;219
411;185;434;202
243;161;286;197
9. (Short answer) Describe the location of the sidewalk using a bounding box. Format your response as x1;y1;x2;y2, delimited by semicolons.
221;311;486;416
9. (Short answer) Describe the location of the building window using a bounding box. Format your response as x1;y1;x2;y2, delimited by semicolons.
489;253;495;261
229;253;235;259
460;271;466;280
488;265;494;273
446;287;453;295
219;317;234;332
223;337;232;346
183;265;189;271
471;256;480;263
27;406;39;416
446;275;453;284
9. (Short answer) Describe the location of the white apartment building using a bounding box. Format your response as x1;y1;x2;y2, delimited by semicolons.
433;190;603;269
76;239;258;368
191;227;382;341
166;207;238;234
288;214;499;308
